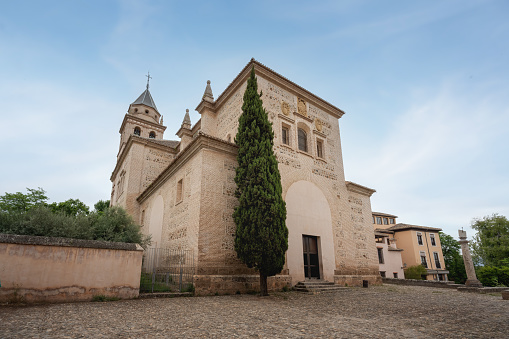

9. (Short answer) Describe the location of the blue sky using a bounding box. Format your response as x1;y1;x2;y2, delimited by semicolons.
1;0;508;239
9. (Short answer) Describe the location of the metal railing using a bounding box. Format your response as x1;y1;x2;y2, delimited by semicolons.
140;248;195;293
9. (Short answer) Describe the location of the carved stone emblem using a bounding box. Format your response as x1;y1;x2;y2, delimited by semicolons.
297;98;307;117
281;101;290;116
315;118;323;132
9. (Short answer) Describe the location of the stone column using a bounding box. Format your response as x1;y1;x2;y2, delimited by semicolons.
458;230;482;287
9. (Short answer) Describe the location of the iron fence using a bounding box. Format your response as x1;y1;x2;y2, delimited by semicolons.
140;248;195;293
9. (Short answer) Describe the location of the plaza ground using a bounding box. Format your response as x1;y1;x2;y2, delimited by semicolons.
0;284;507;338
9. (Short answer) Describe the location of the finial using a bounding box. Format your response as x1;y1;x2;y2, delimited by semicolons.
203;80;214;102
146;71;152;89
251;57;255;62
182;108;191;128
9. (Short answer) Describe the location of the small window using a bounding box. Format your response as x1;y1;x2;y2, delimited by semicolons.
376;216;382;225
316;139;323;158
298;128;307;152
282;126;289;145
134;108;138;113
386;238;390;246
390;218;395;224
420;251;427;268
134;127;141;136
417;232;423;245
377;247;384;264
393;272;398;278
375;236;383;243
176;179;183;203
434;252;441;269
149;131;156;139
383;218;389;225
145;109;149;113
430;233;436;246
380;271;386;278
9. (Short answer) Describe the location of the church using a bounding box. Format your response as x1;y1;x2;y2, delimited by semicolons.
110;59;381;293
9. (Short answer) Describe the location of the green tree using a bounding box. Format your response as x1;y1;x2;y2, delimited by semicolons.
94;200;110;213
233;66;288;296
49;198;90;216
0;187;48;213
471;214;509;267
404;265;427;280
439;231;467;284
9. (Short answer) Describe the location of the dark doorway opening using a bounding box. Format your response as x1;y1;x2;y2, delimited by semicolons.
303;235;320;279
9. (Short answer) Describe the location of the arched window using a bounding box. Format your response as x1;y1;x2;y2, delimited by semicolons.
298;128;307;152
149;131;156;139
134;127;141;136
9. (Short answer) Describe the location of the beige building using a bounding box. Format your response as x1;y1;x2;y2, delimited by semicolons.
111;59;382;293
372;212;448;281
373;212;404;279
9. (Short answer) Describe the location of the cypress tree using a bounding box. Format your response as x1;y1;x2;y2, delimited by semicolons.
233;66;288;296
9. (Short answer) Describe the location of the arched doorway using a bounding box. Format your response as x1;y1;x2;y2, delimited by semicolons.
285;181;334;283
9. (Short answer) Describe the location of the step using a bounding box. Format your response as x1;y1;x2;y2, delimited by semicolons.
294;280;347;293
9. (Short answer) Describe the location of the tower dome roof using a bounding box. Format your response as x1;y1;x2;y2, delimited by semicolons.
132;88;158;111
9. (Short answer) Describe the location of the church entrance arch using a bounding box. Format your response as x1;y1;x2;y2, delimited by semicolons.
285;180;334;283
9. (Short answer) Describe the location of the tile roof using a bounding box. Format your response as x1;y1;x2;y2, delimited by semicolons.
132;88;158;111
387;223;442;232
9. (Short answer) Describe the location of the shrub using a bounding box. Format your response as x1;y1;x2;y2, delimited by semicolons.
404;265;427;280
477;266;509;287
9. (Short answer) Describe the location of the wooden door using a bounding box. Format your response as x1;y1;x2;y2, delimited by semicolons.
302;235;320;279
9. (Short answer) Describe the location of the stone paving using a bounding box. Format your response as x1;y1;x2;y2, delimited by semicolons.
1;284;508;338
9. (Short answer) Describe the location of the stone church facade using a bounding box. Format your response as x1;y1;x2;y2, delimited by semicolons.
111;59;381;293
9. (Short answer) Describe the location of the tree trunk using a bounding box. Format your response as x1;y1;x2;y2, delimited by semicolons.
259;273;268;296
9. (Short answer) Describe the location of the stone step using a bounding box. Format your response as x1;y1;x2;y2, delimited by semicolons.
294;280;347;293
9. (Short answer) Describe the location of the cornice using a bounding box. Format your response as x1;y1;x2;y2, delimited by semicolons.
110;135;178;180
119;114;167;134
137;132;239;203
346;181;376;197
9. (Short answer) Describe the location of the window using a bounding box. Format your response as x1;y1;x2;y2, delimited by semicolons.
149;131;156;139
176;179;183;203
134;127;141;136
417;232;423;245
282;126;289;145
383;218;389;225
376;216;382;225
298;128;307;152
390;218;395;224
377;248;384;264
393;272;398;278
145;109;149;113
430;233;436;246
375;236;383;243
434;252;441;269
386;238;391;246
316;139;323;158
420;251;427;268
380;271;386;278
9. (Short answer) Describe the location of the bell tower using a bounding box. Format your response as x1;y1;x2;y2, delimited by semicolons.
118;72;167;156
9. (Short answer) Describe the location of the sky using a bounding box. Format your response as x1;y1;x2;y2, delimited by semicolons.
1;0;508;239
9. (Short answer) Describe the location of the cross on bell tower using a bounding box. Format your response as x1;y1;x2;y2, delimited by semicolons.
146;71;152;89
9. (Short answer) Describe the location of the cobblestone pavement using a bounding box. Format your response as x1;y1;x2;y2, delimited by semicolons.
1;285;508;338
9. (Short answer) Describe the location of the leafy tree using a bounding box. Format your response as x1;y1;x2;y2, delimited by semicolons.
0;187;48;213
404;265;427;280
439;232;467;284
471;214;509;267
233;66;288;296
94;200;110;213
49;198;90;216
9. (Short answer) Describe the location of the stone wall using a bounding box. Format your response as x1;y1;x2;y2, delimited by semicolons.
0;234;143;303
382;277;458;289
194;274;291;295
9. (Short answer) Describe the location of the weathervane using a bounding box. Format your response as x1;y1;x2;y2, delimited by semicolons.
146;71;152;89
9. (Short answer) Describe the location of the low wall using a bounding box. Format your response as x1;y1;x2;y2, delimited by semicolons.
0;234;144;303
194;274;291;295
382;277;459;289
334;274;382;287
